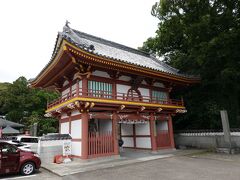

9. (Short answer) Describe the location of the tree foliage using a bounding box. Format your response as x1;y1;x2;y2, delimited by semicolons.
142;0;240;129
0;77;59;135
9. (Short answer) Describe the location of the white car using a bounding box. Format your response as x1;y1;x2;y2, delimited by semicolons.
3;140;32;151
11;136;39;152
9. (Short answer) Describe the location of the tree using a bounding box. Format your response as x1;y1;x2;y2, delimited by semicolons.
141;0;240;129
0;76;59;135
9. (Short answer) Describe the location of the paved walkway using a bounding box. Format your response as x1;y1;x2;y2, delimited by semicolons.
42;149;205;177
66;152;240;180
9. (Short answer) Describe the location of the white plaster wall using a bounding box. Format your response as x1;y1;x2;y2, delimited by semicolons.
63;80;69;87
79;80;82;89
136;137;151;148
156;121;168;131
142;80;147;85
138;88;150;102
61;87;70;97
72;83;76;91
71;110;81;116
121;124;133;135
119;75;131;81
60;122;69;134
117;84;130;94
135;122;150;135
61;113;68;119
99;120;112;133
71;141;82;156
122;137;134;147
154;82;165;88
71;120;82;139
92;70;110;78
40;140;66;147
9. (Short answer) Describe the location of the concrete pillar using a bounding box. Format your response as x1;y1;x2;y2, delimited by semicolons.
168;115;175;148
81;112;89;159
220;110;232;148
112;112;119;155
150;113;157;151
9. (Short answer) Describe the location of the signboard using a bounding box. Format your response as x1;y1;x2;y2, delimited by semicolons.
63;140;71;156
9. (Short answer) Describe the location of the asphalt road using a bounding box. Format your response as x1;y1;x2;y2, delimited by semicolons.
0;168;59;180
64;153;240;180
1;153;240;180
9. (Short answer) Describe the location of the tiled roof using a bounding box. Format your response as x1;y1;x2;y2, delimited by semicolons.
32;24;198;82
59;25;192;77
0;118;24;128
2;125;20;134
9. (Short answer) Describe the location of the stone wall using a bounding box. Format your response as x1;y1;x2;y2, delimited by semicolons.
174;132;240;149
37;140;70;163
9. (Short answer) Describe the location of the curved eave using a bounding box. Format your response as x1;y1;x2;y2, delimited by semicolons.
31;39;200;88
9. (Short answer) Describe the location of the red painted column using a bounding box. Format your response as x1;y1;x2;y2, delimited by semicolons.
150;113;157;151
112;112;119;155
168;115;175;148
76;79;79;97
133;124;136;148
69;114;72;134
112;81;116;99
82;76;88;97
81;111;89;159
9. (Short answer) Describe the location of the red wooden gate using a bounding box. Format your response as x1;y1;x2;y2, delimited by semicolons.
88;131;114;158
156;130;171;148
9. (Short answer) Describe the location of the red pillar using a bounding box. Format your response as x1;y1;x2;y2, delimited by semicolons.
82;76;88;97
76;79;79;97
112;112;119;155
133;124;136;148
81;112;89;159
168;115;175;148
150;113;157;151
0;127;2;138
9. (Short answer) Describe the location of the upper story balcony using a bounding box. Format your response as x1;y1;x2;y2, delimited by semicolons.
47;87;185;111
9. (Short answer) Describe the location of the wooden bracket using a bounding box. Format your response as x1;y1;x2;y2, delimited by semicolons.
140;106;146;112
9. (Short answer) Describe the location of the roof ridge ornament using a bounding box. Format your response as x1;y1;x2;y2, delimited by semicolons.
65;20;70;27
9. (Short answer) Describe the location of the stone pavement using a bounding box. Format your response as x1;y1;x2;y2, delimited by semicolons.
42;149;206;177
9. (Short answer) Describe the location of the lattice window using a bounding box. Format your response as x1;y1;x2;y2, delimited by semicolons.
88;81;112;98
152;90;168;103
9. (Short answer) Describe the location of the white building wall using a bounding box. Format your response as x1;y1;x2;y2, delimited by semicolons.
121;124;133;135
63;80;69;87
71;142;82;156
72;83;76;92
117;84;130;95
61;113;68;119
142;80;147;85
138;88;150;102
136;138;151;149
60;122;69;134
122;137;134;147
135;122;150;135
71;110;81;116
154;82;165;88
121;124;134;148
71;120;82;139
92;70;110;78
61;87;70;97
119;75;131;81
